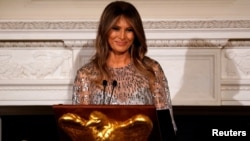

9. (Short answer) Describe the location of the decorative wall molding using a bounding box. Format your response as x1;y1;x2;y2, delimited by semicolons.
1;20;250;40
1;20;250;30
0;41;64;48
64;40;94;48
0;49;72;80
225;40;250;47
1;39;250;48
147;39;228;48
221;48;250;79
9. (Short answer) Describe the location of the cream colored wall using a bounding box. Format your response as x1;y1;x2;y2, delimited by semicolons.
0;0;250;106
0;0;250;20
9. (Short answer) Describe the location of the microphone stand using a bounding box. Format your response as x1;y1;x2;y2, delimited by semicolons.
102;80;108;104
108;80;117;104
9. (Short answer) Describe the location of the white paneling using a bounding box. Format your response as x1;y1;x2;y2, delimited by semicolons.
221;48;250;80
221;48;250;105
73;48;95;71
0;87;72;105
0;48;73;80
148;48;221;105
0;46;74;105
222;88;250;100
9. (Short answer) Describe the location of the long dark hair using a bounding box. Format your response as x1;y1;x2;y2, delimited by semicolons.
92;1;155;85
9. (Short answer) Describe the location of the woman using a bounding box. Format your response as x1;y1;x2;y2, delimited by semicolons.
73;1;177;140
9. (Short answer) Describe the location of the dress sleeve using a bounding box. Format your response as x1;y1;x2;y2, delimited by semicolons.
72;69;91;105
151;61;177;132
151;61;172;110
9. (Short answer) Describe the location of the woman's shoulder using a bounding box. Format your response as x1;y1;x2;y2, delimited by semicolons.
143;56;165;74
144;56;161;67
77;62;96;74
76;62;100;80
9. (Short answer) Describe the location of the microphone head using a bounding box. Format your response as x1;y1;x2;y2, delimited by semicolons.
102;80;108;86
112;80;117;87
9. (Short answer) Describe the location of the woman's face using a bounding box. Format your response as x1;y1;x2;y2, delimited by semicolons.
108;16;134;55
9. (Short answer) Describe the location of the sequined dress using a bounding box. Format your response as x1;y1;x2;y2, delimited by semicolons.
72;58;177;131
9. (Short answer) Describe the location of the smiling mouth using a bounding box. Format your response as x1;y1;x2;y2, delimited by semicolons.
115;41;127;46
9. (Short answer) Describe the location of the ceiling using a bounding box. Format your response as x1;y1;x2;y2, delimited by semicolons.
0;0;250;20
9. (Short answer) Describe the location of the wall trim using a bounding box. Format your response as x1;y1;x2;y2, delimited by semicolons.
1;20;250;30
1;39;250;48
1;20;250;40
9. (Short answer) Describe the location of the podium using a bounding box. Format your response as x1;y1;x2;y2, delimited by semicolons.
53;104;162;141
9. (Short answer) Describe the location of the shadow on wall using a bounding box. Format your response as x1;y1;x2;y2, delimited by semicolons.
171;39;245;140
172;38;240;105
66;40;96;103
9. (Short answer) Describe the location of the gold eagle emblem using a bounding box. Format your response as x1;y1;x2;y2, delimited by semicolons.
58;111;153;141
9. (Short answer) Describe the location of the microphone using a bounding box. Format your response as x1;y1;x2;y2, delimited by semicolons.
102;80;108;104
108;80;117;104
